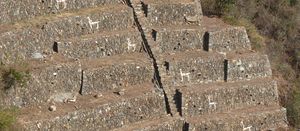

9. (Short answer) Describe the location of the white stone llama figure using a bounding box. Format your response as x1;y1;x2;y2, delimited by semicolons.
127;38;136;51
208;95;217;110
56;0;67;9
241;121;252;131
180;69;190;82
87;17;100;30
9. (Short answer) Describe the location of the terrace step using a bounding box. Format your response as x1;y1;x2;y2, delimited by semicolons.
57;28;143;59
0;53;153;107
113;116;184;131
203;17;251;53
171;78;279;117
187;105;288;130
0;0;124;24
145;17;252;55
0;5;134;64
149;25;203;54
157;50;225;86
17;85;166;131
143;0;202;26
81;53;153;95
226;51;272;82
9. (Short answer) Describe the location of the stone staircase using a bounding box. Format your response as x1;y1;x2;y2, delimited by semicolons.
0;0;287;130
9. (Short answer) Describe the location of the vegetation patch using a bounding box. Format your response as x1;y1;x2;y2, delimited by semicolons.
0;65;30;92
0;107;18;130
201;0;299;128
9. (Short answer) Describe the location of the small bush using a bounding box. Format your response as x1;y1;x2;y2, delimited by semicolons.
0;107;18;130
287;82;300;128
0;67;29;91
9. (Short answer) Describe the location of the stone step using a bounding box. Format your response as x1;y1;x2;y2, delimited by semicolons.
226;52;272;82
187;105;288;130
81;53;153;95
149;25;203;54
157;50;225;86
57;28;143;59
17;85;167;131
0;53;153;107
112;116;184;131
156;50;272;86
203;17;251;53
0;0;124;24
171;78;279;117
142;0;202;27
0;5;134;64
148;24;251;55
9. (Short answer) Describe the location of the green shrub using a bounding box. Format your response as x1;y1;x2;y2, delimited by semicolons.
287;83;300;128
1;68;29;91
0;107;18;130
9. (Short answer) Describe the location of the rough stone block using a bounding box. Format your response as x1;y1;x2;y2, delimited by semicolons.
177;78;279;117
58;28;143;59
0;0;123;24
226;52;272;82
113;117;184;131
0;61;82;107
42;6;133;38
188;106;287;130
151;27;203;54
0;6;134;64
144;1;202;26
18;87;166;131
81;54;154;94
205;27;251;53
0;54;153;106
157;51;225;87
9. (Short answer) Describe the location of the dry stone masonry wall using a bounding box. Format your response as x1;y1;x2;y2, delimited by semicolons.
0;0;288;130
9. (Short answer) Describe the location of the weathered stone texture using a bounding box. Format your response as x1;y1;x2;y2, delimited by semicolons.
59;29;143;59
227;53;272;82
0;6;134;64
188;106;287;130
113;117;184;131
21;92;166;131
0;0;287;130
42;7;133;38
152;28;203;54
0;62;82;107
0;0;123;24
180;79;279;117
82;61;153;94
0;29;48;64
146;3;201;26
158;51;225;86
207;27;251;52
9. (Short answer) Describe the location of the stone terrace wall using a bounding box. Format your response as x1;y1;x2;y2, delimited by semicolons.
0;0;123;24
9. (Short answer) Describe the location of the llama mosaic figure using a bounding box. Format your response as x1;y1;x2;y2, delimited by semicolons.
87;17;100;30
180;69;190;82
208;95;217;110
241;121;252;131
127;38;136;51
